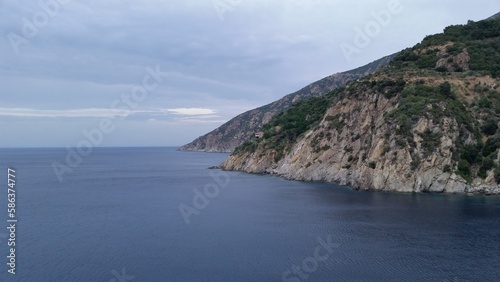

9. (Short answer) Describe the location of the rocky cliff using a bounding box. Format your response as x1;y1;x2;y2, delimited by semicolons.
178;54;396;152
221;17;500;195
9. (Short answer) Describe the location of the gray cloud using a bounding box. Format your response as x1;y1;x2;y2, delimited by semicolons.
1;0;499;147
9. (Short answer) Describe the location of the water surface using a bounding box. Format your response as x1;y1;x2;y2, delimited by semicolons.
0;147;498;281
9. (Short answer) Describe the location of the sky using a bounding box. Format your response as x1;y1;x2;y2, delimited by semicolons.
0;0;499;148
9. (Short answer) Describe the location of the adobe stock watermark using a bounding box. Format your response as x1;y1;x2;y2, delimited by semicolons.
7;0;71;55
51;65;169;182
282;235;340;282
340;0;410;63
110;268;135;282
178;170;230;225
212;0;243;21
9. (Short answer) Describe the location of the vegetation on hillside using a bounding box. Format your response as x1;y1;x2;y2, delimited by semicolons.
233;89;340;161
232;17;500;183
385;18;500;182
391;18;500;76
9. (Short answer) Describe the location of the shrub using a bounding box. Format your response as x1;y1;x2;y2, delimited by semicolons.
478;157;495;179
482;135;500;157
420;129;442;154
410;156;421;170
461;143;481;164
439;82;452;97
233;140;258;155
443;164;451;173
368;161;377;169
382;145;391;156
436;66;448;73
396;78;407;87
446;45;461;54
457;159;471;177
481;117;498;136
396;138;406;147
416;55;438;69
478;95;491;109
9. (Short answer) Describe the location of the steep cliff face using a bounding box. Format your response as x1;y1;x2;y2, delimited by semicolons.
221;17;500;195
222;77;500;195
179;54;396;152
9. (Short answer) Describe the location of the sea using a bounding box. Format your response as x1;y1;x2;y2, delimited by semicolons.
0;147;499;282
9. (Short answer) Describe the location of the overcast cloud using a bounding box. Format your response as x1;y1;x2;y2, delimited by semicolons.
1;0;499;147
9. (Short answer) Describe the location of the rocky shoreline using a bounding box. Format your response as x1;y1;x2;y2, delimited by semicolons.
219;77;500;196
220;156;500;195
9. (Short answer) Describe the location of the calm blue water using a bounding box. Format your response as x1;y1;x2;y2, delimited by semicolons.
0;147;499;282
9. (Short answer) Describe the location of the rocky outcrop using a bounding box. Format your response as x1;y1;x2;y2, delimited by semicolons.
220;78;500;195
218;15;500;195
436;48;470;72
178;53;397;152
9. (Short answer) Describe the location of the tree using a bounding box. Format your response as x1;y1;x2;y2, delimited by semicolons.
457;159;471;177
481;117;498;136
439;82;452;97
